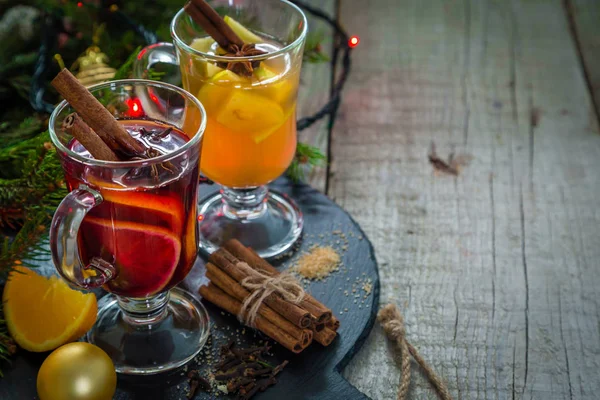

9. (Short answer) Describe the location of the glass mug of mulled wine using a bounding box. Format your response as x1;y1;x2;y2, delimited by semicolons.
134;0;307;259
48;79;209;375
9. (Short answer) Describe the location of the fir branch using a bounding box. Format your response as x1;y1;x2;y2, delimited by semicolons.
8;76;31;102
0;52;37;79
0;116;45;149
0;307;17;377
112;45;142;80
0;132;64;209
287;142;327;182
303;31;329;64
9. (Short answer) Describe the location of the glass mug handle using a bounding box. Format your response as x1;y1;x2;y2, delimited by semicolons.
133;42;179;79
49;185;116;289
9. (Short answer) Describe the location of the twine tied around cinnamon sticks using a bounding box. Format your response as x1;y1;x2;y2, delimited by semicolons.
237;262;305;327
378;304;453;400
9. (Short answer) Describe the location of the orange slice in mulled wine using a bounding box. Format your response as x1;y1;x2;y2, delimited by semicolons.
99;191;185;235
79;217;181;298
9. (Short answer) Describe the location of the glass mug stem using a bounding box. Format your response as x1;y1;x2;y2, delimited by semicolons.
117;292;170;326
222;186;268;220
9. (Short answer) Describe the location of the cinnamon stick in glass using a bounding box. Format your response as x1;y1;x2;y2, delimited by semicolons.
61;113;119;161
188;0;244;48
184;2;231;50
209;249;312;329
51;69;146;157
224;240;334;324
206;262;313;346
199;283;306;353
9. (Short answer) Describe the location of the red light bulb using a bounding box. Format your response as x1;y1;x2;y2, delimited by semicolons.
348;35;360;48
125;98;144;118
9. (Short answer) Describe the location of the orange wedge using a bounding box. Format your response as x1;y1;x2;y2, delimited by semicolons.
3;267;97;352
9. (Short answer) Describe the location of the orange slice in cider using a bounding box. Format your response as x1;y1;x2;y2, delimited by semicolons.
223;16;262;44
215;91;286;143
80;217;181;298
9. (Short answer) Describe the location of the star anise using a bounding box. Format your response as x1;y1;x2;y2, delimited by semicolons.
218;43;267;77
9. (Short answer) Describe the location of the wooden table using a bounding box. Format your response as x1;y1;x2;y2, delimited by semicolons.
298;0;600;398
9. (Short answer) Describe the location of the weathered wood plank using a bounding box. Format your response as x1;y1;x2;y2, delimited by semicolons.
330;0;600;398
295;0;334;192
566;0;600;121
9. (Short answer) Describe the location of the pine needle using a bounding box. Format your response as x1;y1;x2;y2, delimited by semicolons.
287;142;327;182
113;46;142;80
304;31;330;64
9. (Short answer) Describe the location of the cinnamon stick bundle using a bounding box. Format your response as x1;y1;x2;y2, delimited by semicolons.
206;262;313;347
224;240;333;324
199;284;306;354
201;240;339;352
209;249;312;329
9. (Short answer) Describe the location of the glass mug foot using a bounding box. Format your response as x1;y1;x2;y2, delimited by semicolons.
87;287;210;375
198;186;303;259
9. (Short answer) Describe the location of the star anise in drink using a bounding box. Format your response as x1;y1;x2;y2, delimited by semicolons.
219;44;267;77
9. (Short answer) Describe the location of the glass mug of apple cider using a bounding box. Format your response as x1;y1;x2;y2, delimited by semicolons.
135;0;307;258
48;80;209;375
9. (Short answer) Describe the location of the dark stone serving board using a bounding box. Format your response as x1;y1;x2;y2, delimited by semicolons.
0;178;380;400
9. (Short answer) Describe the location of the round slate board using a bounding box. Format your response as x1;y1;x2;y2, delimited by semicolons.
0;178;380;400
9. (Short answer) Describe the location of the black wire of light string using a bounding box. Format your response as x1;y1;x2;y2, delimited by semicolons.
289;0;352;132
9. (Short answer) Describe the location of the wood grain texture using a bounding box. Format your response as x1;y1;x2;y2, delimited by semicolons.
295;0;335;192
331;0;600;398
565;0;600;121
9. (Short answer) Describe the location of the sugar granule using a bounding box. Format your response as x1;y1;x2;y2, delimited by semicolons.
295;246;341;280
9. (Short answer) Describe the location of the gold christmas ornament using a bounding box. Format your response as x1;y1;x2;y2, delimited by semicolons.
73;45;116;87
37;342;117;400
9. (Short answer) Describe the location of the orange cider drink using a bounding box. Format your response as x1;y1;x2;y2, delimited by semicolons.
163;2;307;258
177;17;301;188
